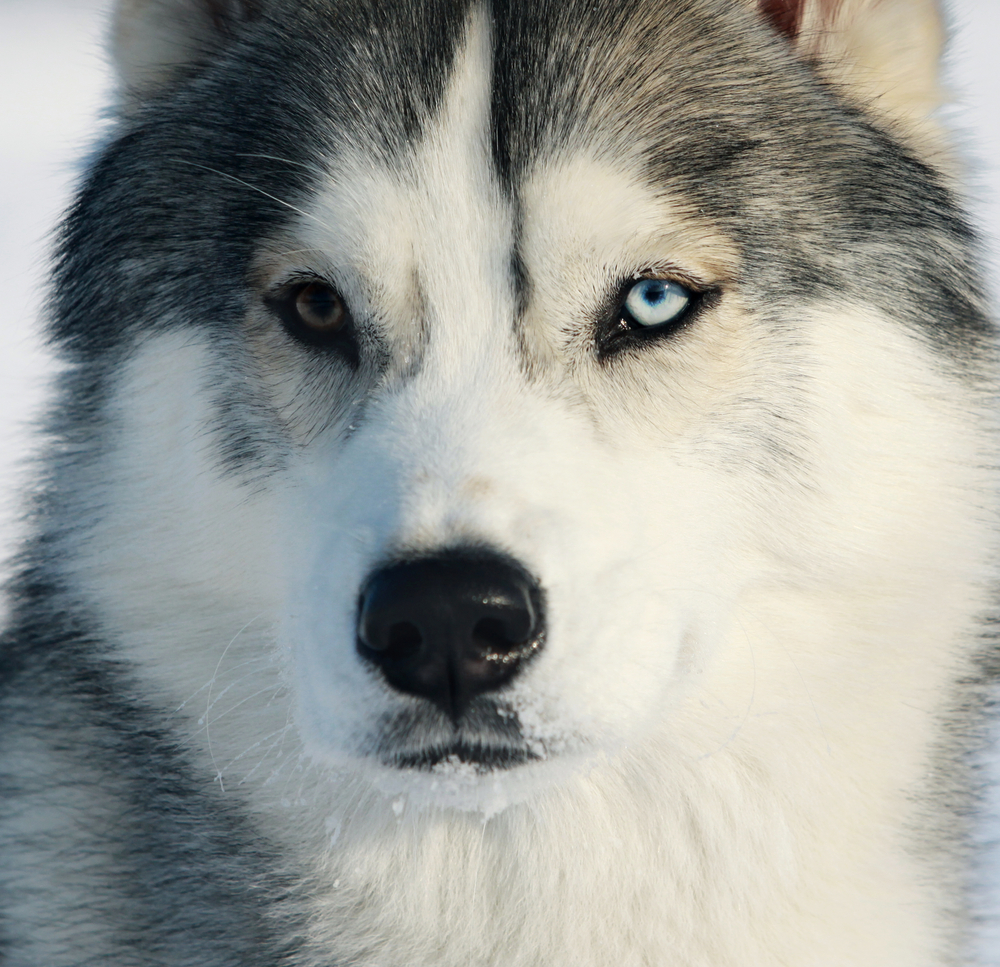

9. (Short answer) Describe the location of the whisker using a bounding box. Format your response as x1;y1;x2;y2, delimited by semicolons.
206;681;288;729
233;152;328;175
235;728;300;786
176;678;212;712
204;612;266;792
187;670;281;739
201;659;279;715
169;159;334;232
226;722;296;774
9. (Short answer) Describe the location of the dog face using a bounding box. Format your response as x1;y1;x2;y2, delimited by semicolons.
266;24;755;783
60;0;989;811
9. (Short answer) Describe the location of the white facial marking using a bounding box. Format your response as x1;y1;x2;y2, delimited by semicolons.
275;19;745;805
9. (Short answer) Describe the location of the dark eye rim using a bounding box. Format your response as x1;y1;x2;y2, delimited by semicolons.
596;275;719;362
264;277;360;367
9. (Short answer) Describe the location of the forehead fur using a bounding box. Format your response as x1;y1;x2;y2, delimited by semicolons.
55;0;989;364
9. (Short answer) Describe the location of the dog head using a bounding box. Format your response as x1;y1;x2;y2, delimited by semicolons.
59;0;988;812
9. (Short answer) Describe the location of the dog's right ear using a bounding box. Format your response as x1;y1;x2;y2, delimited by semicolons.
112;0;259;106
751;0;949;164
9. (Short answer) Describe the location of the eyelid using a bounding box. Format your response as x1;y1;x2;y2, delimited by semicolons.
268;271;337;294
627;266;710;291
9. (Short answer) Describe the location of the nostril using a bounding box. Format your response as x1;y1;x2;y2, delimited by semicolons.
386;621;422;659
472;615;529;656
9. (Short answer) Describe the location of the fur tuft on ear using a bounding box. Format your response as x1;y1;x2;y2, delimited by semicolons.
112;0;259;105
755;0;950;164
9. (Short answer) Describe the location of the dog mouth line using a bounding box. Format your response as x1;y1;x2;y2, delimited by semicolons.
384;741;541;772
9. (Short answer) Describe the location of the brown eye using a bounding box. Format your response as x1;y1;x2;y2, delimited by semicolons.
266;279;359;366
294;282;345;332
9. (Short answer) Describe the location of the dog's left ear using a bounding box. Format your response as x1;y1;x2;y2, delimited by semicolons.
755;0;949;160
112;0;261;107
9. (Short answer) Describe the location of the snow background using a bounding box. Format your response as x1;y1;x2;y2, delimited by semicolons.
0;0;998;956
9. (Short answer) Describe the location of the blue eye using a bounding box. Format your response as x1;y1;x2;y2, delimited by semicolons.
623;279;692;328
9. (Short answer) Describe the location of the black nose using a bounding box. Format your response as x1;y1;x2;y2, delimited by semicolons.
356;550;545;720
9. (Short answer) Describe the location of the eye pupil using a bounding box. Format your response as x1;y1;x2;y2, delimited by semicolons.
640;281;667;305
295;282;345;332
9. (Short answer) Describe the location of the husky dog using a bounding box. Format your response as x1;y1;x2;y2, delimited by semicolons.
0;0;996;963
